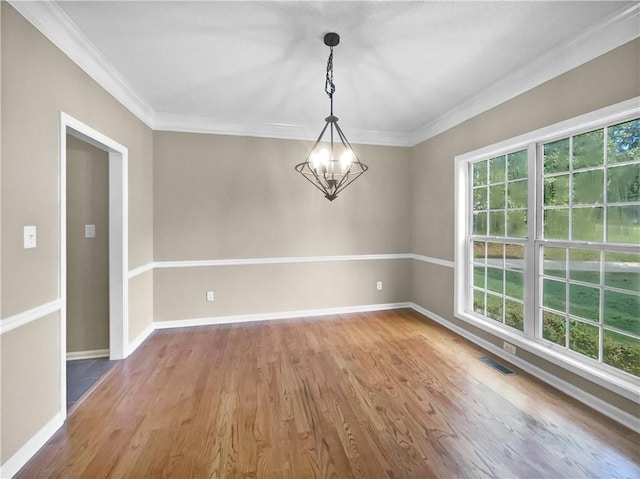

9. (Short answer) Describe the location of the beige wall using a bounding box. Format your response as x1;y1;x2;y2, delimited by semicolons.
153;132;412;318
154;132;412;260
66;135;109;353
1;2;153;464
1;313;60;464
155;260;411;322
410;38;640;418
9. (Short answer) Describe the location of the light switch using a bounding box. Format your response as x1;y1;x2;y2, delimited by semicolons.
85;224;96;238
24;226;37;249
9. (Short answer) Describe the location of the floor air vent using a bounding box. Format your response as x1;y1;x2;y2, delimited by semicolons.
479;356;516;375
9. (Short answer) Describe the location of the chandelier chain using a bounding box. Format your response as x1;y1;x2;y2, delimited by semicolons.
325;47;335;99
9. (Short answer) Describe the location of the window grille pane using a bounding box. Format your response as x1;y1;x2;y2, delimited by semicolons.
505;300;524;331
486;294;503;322
489;184;505;209
473;160;488;185
507;150;527;180
607;163;640;203
544;175;570;206
543;278;566;312
569;319;599;359
473;266;486;288
544;208;570;240
507;210;526;237
489;156;506;183
607;206;640;244
473;289;485;315
603;290;640;336
603;330;640;377
573;169;604;205
505;270;524;300
473;212;488;235
572;207;604;242
569;249;600;284
508;180;527;208
573;129;604;169
488;211;505;236
569;284;600;322
473;187;487;210
544;138;570;174
486;267;503;294
542;310;566;346
543;247;566;279
473;241;487;263
607;119;640;164
604;251;639;293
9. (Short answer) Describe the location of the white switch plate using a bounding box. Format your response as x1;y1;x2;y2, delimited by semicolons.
24;226;37;249
85;224;96;238
376;281;383;291
206;291;215;302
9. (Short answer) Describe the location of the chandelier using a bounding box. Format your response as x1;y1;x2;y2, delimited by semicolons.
295;32;368;201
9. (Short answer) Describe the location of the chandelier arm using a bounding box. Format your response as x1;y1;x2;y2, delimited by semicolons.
311;119;331;148
299;171;333;196
333;122;366;168
294;119;331;186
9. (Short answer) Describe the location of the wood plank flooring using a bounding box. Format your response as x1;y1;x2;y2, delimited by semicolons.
16;309;640;478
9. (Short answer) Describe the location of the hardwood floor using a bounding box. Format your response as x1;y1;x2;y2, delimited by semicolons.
16;309;639;478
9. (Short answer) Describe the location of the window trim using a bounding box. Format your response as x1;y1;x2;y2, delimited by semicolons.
454;97;640;403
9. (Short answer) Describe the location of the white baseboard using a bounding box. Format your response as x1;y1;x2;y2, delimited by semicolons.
409;303;639;433
126;323;155;356
0;411;64;479
153;302;411;331
66;349;109;361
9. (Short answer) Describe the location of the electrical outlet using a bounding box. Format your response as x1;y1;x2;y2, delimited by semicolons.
376;281;383;291
503;341;516;355
206;291;215;302
85;224;96;238
24;226;37;249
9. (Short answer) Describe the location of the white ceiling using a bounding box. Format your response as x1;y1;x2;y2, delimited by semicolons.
15;1;640;145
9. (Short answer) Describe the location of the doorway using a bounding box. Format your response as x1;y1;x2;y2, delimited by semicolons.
59;113;129;416
65;134;113;410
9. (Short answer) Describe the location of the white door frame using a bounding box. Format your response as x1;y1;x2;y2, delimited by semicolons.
59;112;128;414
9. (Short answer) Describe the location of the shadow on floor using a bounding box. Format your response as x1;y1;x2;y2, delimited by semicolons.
67;358;117;410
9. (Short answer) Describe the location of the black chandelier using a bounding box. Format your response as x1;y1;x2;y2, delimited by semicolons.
295;32;368;201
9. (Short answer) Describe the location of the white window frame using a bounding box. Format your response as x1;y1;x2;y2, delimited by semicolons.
454;97;640;402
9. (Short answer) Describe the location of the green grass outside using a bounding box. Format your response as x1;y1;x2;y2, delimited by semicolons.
473;267;640;376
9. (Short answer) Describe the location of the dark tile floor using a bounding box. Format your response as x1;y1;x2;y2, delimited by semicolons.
66;358;117;410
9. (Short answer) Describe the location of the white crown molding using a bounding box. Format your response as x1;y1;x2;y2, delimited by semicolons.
8;0;156;128
408;3;640;146
9;2;639;147
151;112;413;147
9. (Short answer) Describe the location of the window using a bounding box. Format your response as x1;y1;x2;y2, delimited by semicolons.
455;99;640;393
470;150;528;332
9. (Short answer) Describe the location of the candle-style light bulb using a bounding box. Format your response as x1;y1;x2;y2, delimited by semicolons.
340;149;353;172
